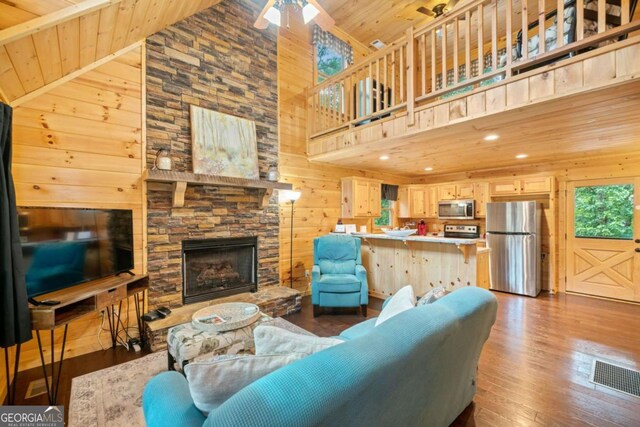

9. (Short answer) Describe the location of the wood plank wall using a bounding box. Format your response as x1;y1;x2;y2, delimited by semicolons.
7;46;146;376
277;16;409;292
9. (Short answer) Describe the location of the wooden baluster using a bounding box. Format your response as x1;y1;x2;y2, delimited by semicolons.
383;54;388;108
621;0;630;24
598;0;606;33
465;11;471;81
453;18;459;84
505;0;512;69
392;49;397;106
538;0;545;54
406;27;417;125
400;46;405;103
337;82;342;127
431;30;437;93
311;91;316;135
576;0;584;41
492;2;498;71
557;0;565;48
376;58;382;113
421;33;427;96
521;0;528;60
478;4;484;74
368;62;373;116
346;73;352;122
441;24;447;87
355;70;362;119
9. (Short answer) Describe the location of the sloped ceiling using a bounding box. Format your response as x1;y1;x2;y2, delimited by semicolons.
0;0;223;104
319;0;436;46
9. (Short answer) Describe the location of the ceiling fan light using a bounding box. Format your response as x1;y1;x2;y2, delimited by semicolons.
264;5;281;26
302;2;319;24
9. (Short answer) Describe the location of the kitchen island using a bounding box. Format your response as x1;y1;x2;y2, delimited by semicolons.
355;233;483;298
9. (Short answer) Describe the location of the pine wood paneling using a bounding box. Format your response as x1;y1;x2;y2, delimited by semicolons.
10;46;146;374
0;0;223;104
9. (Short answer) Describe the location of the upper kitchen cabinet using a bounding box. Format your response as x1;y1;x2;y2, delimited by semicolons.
397;186;410;218
439;183;474;200
490;176;553;196
398;185;438;218
341;177;383;218
409;186;429;217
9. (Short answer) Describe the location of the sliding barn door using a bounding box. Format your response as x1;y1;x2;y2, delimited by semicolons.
566;178;640;302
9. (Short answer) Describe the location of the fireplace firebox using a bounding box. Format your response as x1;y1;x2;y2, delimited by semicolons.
182;237;258;304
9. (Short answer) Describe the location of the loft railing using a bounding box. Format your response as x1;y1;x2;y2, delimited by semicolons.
307;0;640;139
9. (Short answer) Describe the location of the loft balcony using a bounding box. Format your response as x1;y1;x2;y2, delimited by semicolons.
306;0;640;176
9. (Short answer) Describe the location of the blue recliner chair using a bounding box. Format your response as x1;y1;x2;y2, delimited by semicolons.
311;234;368;317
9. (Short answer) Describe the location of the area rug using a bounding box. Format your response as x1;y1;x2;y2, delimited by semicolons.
68;317;310;427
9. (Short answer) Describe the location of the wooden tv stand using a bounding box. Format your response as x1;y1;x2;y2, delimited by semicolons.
28;274;149;404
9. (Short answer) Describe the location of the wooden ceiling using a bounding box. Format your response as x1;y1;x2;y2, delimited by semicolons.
313;80;640;177
319;0;438;46
0;0;223;104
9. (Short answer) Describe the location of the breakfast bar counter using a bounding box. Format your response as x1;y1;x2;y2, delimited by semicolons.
354;233;482;298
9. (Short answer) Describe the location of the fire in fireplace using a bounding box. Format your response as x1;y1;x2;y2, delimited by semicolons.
182;237;257;304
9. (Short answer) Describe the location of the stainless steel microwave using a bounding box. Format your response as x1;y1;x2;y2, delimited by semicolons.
438;200;475;220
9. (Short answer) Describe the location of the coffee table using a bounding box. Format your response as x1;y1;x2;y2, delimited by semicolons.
166;315;311;371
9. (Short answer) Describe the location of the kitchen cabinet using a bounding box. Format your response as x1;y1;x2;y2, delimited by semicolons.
397;186;410;218
409;186;428;217
438;184;457;200
427;186;439;218
521;177;552;194
490;180;520;196
341;177;383;218
490;177;553;196
457;183;475;199
474;182;490;217
439;183;474;200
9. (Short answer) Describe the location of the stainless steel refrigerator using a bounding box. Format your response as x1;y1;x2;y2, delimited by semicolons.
486;201;541;297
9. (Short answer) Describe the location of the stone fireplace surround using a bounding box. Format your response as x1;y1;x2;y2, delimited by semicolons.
144;0;287;310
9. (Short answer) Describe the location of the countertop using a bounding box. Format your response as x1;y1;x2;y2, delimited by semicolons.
353;233;481;245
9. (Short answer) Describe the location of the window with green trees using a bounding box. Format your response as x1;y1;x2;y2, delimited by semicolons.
574;184;634;240
316;44;346;83
374;199;393;227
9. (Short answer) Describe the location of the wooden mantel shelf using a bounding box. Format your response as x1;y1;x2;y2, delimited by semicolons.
143;169;293;208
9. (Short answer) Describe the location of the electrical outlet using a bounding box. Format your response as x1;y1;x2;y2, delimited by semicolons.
304;269;310;277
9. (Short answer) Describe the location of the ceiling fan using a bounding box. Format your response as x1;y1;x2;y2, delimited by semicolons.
417;0;461;18
254;0;335;30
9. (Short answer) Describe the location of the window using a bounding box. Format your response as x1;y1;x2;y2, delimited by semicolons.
316;43;347;83
374;199;394;227
574;184;634;240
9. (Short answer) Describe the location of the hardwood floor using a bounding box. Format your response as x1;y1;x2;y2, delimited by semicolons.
7;291;640;426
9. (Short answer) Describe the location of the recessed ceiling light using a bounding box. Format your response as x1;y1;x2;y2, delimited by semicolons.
379;155;389;160
424;167;433;171
484;134;499;141
515;154;528;159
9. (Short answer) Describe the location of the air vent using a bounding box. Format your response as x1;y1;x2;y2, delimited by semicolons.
370;39;386;50
590;360;640;398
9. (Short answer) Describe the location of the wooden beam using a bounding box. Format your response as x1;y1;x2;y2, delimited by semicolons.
0;0;122;47
8;41;142;108
253;0;276;30
307;0;335;31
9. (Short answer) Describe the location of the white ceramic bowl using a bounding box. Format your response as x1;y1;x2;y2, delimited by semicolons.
382;229;417;237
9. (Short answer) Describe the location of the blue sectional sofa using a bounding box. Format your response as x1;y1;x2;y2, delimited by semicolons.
143;287;498;427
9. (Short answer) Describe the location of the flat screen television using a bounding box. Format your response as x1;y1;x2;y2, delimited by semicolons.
17;207;134;298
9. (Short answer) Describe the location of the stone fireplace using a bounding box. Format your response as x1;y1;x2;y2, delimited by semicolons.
144;1;281;309
182;237;258;304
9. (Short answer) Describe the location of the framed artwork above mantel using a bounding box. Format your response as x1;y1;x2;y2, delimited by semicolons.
190;105;260;180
